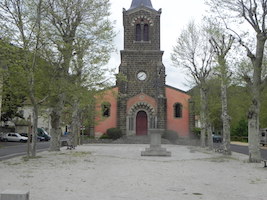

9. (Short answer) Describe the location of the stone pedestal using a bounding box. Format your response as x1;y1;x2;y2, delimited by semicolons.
1;190;29;200
141;129;171;156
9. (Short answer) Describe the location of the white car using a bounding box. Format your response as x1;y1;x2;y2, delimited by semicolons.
2;133;28;142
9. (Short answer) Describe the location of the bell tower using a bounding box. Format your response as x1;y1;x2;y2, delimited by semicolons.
117;0;166;135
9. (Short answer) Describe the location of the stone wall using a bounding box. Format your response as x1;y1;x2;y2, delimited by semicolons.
123;8;161;51
117;6;166;134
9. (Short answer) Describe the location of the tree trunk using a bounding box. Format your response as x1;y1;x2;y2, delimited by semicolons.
71;99;80;147
221;82;231;155
207;122;213;150
200;87;208;147
27;115;32;158
28;67;38;157
248;95;261;162
49;95;64;151
31;104;38;157
247;34;265;163
28;0;42;158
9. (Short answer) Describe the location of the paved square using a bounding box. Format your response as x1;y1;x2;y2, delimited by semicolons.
0;144;266;200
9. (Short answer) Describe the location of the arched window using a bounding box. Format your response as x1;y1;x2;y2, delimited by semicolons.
135;23;149;41
143;24;149;41
102;102;111;117
174;103;182;118
136;24;142;41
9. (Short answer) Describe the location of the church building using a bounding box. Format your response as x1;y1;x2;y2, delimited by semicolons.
94;0;193;138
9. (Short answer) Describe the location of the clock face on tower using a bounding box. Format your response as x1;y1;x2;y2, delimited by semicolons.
137;71;147;81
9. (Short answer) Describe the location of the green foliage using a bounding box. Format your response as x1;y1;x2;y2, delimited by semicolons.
188;77;222;131
228;85;251;129
1;92;26;122
260;87;267;128
189;76;253;136
40;0;116;134
0;41;26;121
231;118;248;142
206;78;222;130
0;0;115;145
188;86;201;114
162;130;179;143
106;128;123;140
192;128;201;138
83;135;95;140
0;39;53;123
99;134;110;139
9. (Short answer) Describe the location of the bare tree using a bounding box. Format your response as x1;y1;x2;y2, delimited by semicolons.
209;22;234;155
207;0;267;162
172;21;214;148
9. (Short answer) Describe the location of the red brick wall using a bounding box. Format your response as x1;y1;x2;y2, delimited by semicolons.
166;86;190;137
94;87;118;137
94;86;191;138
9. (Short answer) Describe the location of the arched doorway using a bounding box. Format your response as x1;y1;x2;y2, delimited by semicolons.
136;111;148;135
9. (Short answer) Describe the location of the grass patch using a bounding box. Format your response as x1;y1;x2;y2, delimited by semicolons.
209;157;228;163
22;156;42;162
52;151;91;157
51;152;67;156
5;161;22;166
2;156;43;166
62;159;78;165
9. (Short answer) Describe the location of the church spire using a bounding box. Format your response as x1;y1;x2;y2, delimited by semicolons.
129;0;154;10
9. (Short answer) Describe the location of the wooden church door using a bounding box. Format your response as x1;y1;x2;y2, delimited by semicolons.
136;111;148;135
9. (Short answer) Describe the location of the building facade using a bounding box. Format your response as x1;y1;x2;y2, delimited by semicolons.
94;0;193;138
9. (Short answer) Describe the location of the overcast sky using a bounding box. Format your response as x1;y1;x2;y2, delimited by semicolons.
108;0;207;91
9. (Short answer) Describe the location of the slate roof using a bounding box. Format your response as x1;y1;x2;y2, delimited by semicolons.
129;0;155;10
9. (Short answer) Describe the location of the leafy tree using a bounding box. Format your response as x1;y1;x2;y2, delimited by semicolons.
39;0;115;151
68;34;114;146
0;0;53;157
1;87;26;122
0;40;26;122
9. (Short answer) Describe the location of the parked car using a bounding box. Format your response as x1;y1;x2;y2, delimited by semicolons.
1;133;28;142
20;133;45;142
37;128;51;141
212;134;222;143
37;136;46;141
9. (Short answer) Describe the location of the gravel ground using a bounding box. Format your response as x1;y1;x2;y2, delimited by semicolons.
0;144;266;200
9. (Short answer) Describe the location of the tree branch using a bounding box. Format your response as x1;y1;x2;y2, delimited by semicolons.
215;5;256;60
37;95;49;105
